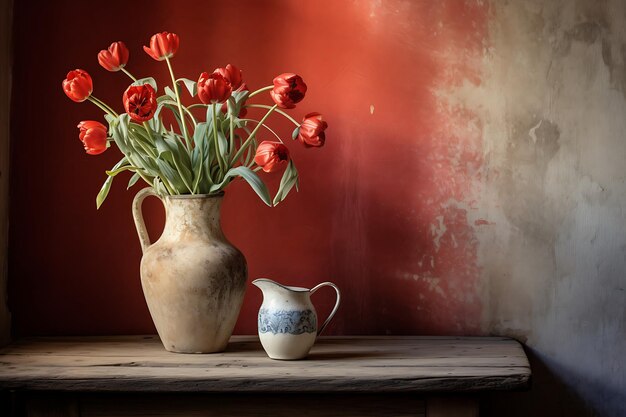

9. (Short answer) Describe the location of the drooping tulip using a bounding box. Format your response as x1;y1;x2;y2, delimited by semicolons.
213;64;243;90
297;113;327;147
270;73;307;109
198;72;232;104
98;41;129;72
143;32;179;61
254;141;290;173
123;84;157;122
62;69;93;102
77;121;108;155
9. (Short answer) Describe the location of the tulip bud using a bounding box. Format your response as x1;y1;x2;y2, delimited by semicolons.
254;141;290;173
143;32;179;61
98;41;129;72
62;69;93;102
77;121;108;155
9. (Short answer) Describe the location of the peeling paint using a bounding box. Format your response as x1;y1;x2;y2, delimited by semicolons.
430;215;447;252
436;0;626;415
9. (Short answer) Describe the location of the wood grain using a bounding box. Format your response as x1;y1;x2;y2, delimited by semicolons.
0;336;530;393
0;0;12;348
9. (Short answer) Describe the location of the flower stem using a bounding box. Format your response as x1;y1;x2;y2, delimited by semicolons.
239;118;281;141
121;68;138;82
91;95;119;116
90;96;118;116
231;104;277;164
229;110;235;160
184;106;198;127
187;103;208;110
213;104;225;174
164;57;189;144
248;85;273;98
244;104;299;126
88;97;115;117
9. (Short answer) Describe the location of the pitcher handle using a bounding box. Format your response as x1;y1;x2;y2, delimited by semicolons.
310;282;341;336
132;187;162;253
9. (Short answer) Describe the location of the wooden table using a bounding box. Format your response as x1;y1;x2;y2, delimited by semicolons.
0;336;530;416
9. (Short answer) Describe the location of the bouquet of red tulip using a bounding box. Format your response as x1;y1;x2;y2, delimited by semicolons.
63;32;327;208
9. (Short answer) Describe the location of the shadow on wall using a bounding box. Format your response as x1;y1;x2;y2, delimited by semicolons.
483;347;623;417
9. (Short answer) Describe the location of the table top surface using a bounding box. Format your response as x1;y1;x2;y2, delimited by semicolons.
0;335;531;393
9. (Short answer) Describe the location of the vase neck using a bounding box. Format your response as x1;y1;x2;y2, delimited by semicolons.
162;195;224;240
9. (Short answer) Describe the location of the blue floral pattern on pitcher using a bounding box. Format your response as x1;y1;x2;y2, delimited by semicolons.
258;308;317;335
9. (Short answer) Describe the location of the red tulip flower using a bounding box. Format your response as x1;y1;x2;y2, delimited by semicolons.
98;41;129;72
214;64;243;90
198;72;232;104
270;73;307;109
123;84;157;122
62;69;93;102
143;32;179;61
77;121;108;155
297;113;327;147
254;141;290;173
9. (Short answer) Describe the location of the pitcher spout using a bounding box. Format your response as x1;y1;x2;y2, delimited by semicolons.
252;278;281;293
252;278;310;295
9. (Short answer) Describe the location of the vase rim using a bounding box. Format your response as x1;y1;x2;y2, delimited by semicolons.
164;192;225;200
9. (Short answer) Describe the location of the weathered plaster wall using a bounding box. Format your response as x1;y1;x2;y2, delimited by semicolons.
437;1;626;415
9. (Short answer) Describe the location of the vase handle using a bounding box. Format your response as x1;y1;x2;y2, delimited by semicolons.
310;282;341;336
132;187;162;253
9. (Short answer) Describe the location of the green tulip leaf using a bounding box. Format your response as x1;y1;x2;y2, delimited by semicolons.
154;151;189;193
148;106;164;133
192;122;209;157
159;103;186;140
177;78;197;97
273;160;299;206
96;157;128;209
231;89;250;104
292;126;300;140
217;131;229;162
152;177;167;196
96;177;114;210
127;172;141;189
164;140;193;193
206;103;223;126
106;165;137;177
164;86;177;100
104;114;116;125
210;166;271;206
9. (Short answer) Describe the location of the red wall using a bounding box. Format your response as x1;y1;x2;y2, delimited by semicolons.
9;0;488;336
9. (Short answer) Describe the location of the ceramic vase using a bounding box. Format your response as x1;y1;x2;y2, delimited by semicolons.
132;188;247;353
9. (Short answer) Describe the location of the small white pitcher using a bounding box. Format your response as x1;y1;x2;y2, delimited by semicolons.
252;278;341;360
